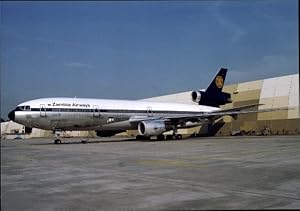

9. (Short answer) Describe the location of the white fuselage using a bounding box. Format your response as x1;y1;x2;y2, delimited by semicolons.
12;97;220;131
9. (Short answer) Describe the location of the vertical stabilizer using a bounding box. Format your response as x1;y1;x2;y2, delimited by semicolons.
205;68;227;93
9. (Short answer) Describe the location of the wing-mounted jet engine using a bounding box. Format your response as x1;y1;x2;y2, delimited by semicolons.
138;120;169;136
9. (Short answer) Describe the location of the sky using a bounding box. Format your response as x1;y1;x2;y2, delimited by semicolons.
0;0;298;119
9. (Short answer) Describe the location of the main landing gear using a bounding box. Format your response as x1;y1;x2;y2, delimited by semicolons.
165;134;182;140
54;139;62;144
136;134;182;141
166;125;183;140
136;125;183;141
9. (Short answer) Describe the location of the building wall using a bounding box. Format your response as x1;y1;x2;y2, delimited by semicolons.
143;73;299;136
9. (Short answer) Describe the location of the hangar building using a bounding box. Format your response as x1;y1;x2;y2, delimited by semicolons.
1;73;299;139
142;73;299;136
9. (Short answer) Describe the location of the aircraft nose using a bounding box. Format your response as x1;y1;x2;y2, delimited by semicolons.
8;110;15;121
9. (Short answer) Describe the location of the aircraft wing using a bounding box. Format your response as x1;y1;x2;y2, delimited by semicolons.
164;105;290;124
129;104;290;126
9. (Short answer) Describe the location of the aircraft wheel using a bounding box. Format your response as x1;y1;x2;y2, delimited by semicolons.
176;134;183;140
54;139;62;144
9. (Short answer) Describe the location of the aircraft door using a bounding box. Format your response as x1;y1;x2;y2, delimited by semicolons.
93;105;100;117
40;104;47;117
147;107;153;117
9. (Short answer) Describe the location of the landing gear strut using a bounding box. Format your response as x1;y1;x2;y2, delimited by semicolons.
165;126;183;140
53;129;62;144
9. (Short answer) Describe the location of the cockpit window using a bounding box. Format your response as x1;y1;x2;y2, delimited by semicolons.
16;105;31;111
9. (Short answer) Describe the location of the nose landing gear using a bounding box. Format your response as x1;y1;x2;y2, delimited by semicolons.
53;129;62;144
54;139;62;144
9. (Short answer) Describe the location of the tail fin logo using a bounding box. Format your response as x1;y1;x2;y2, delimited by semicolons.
215;76;224;88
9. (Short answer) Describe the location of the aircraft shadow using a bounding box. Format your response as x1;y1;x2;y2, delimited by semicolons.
29;137;172;146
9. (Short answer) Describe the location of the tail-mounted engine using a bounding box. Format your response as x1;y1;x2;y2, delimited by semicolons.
191;90;232;107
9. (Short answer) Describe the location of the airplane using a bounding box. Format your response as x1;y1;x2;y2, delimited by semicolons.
7;68;281;144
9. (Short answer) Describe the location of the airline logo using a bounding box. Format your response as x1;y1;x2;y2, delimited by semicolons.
215;76;224;88
51;102;91;108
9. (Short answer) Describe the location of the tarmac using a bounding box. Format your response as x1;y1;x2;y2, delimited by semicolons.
1;135;300;210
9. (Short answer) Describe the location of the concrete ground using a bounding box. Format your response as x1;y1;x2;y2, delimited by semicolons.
1;135;300;210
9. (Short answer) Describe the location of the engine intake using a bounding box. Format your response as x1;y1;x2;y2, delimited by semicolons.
191;90;202;103
191;90;232;107
138;120;167;136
